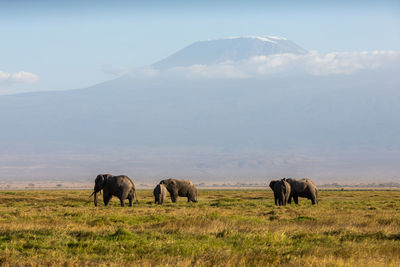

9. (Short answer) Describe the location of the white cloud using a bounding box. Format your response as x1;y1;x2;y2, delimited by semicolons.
10;71;39;83
0;70;39;84
150;50;400;79
0;71;11;81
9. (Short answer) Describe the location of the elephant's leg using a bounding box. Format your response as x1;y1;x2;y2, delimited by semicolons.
119;188;129;205
288;194;292;204
293;194;299;204
119;198;125;207
285;195;290;205
128;195;133;207
104;194;112;206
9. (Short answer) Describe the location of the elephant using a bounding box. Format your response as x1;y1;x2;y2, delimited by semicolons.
269;179;291;206
285;178;318;205
153;183;168;204
89;174;138;207
159;178;197;203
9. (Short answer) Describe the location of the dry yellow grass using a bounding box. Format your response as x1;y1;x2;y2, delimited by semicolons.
0;189;399;266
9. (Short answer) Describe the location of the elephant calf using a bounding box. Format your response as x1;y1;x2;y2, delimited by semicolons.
153;183;168;204
269;179;291;206
286;178;318;205
159;178;197;203
89;174;138;207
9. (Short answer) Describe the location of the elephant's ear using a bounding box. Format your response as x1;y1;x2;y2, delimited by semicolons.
95;174;105;186
170;179;177;186
269;181;276;190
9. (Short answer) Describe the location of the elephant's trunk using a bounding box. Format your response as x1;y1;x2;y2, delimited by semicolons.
94;191;98;206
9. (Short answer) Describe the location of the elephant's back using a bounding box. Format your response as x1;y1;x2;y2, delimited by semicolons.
179;179;195;187
288;178;307;190
179;180;196;196
302;179;317;191
306;179;317;188
113;175;135;188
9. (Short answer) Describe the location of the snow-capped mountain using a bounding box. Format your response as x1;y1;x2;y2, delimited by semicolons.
153;36;307;68
0;36;399;182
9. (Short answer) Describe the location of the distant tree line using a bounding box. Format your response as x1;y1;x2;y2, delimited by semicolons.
319;182;400;188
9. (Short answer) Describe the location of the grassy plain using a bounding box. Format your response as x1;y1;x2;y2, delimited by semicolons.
0;189;399;266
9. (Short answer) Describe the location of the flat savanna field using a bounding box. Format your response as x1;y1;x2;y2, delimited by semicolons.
0;189;399;266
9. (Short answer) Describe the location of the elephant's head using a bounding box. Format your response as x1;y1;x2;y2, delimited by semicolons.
160;179;178;200
90;174;112;206
160;179;176;191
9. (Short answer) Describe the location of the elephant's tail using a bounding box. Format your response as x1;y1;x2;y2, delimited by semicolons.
134;189;139;203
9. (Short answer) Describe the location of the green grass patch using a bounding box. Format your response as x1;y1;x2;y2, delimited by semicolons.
0;189;399;266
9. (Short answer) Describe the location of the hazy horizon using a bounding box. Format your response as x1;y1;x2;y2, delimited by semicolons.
1;1;399;185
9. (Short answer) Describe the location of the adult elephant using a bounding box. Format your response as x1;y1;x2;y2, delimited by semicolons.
159;178;197;203
286;178;318;205
153;183;168;204
89;174;138;207
269;179;291;206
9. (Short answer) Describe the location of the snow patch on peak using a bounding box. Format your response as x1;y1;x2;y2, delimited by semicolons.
153;36;308;69
220;36;288;44
267;36;288;41
253;36;278;43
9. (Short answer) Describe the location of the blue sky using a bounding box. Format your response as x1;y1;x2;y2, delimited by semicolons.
1;0;399;94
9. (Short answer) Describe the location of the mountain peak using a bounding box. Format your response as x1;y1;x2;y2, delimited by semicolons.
153;36;307;69
219;36;288;43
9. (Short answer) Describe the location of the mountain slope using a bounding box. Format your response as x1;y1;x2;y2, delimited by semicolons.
0;37;399;182
153;36;307;68
1;71;399;181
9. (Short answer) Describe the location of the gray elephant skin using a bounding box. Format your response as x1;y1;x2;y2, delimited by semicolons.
90;174;138;207
159;178;198;203
286;178;318;205
153;183;168;204
269;179;291;206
